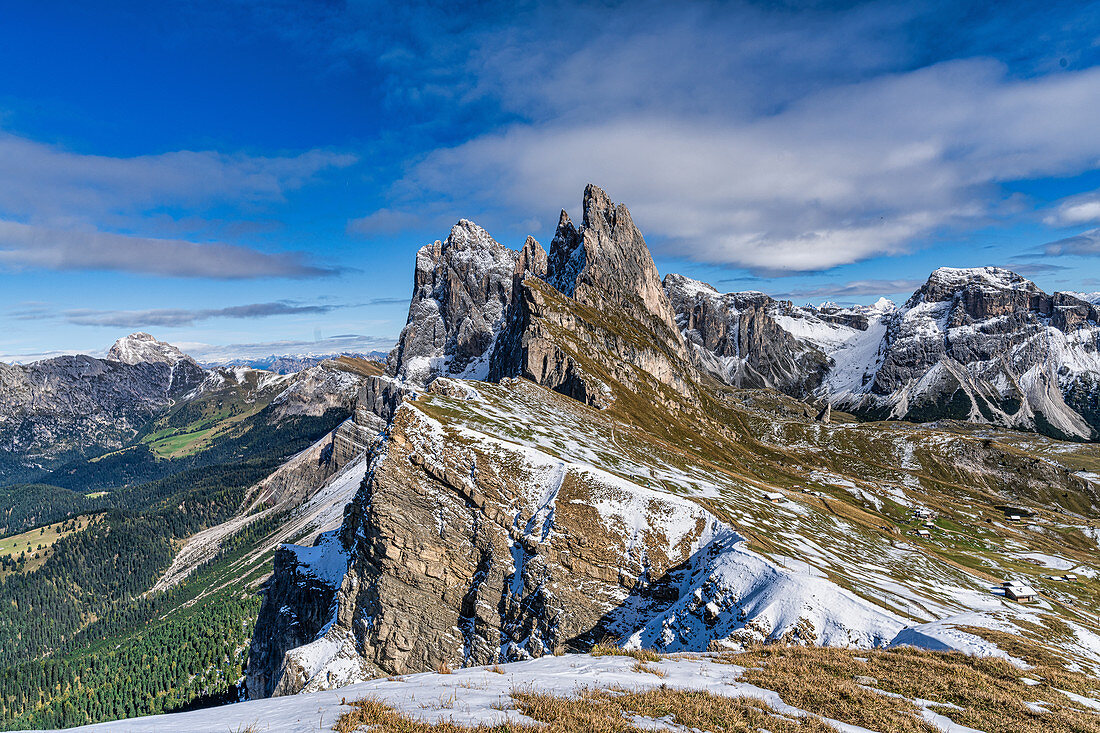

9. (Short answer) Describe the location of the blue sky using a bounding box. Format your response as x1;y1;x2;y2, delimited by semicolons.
3;0;1100;362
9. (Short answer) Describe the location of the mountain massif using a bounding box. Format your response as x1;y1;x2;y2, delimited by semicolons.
239;185;1100;704
2;185;1100;732
668;267;1100;441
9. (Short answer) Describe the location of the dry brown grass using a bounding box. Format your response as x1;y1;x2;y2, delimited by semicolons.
338;687;847;732
589;643;660;661
336;640;1100;733
630;660;667;677
732;643;1100;733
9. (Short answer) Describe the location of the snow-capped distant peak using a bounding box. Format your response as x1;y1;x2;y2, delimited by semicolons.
868;296;896;312
107;332;194;366
1064;291;1100;306
663;273;719;298
925;266;1035;292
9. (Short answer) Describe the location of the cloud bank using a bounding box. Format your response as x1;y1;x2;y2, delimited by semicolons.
405;59;1100;273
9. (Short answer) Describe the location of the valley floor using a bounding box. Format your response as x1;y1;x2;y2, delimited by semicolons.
42;644;1100;733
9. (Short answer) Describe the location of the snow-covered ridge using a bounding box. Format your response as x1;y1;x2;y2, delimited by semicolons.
667;266;1100;440
919;266;1038;295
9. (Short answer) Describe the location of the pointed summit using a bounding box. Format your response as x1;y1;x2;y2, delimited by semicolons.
545;184;685;354
107;333;195;366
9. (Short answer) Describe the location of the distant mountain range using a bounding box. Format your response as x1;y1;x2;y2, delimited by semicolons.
0;333;370;480
201;352;387;374
245;183;1100;700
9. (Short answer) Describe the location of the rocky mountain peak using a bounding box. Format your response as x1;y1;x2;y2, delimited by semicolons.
545;210;583;297
907;266;1040;308
107;332;196;366
388;218;522;384
545;185;686;355
663;273;829;393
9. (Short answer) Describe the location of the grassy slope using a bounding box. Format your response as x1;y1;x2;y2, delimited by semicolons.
0;514;100;575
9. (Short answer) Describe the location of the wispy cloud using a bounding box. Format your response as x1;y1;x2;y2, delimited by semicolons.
0;221;340;279
0;130;355;278
0;133;356;224
1041;229;1100;256
14;296;409;329
348;208;426;237
1002;261;1070;276
61;302;342;329
773;278;923;301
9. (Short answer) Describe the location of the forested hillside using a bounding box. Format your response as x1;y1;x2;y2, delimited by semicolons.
0;403;349;730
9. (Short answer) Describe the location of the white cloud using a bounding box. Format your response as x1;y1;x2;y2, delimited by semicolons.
398;59;1100;273
0;130;355;278
1045;193;1100;226
0;220;340;278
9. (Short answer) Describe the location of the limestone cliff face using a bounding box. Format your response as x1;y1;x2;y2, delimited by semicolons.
855;267;1100;439
664;266;1100;441
386;220;529;384
253;380;717;696
245;545;340;698
663;274;829;394
544;185;688;363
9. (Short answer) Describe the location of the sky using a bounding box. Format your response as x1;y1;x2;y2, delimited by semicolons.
3;0;1100;362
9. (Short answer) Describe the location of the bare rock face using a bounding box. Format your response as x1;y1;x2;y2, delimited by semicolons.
267;364;363;421
253;380;718;696
386;220;530;384
855;267;1100;439
663;274;829;394
546;185;687;361
664;266;1100;441
491;185;696;406
247;540;345;698
107;332;195;367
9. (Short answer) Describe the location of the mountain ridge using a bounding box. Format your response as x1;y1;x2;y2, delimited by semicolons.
244;184;1100;703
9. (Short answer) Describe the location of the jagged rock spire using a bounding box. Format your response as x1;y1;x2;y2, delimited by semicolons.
545;184;687;358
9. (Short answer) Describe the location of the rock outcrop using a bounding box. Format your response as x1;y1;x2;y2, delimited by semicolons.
386;220;527;384
667;267;1100;440
248;185;716;697
663;274;829;394
842;267;1100;439
490;185;696;406
250;379;725;697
